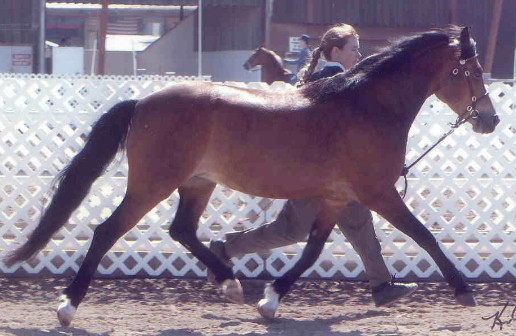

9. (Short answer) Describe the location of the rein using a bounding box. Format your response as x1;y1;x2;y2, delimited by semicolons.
400;55;488;198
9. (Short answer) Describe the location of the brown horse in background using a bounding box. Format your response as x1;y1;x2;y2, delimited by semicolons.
243;46;296;84
5;27;499;325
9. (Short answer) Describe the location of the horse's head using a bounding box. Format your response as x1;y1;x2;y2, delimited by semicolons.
244;47;272;71
434;27;499;134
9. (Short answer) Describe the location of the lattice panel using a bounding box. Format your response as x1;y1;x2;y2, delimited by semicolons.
0;74;514;281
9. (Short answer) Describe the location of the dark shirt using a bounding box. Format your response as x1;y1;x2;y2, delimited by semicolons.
308;66;344;82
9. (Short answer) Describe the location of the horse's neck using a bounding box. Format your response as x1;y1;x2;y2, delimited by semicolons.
378;57;450;127
264;53;289;76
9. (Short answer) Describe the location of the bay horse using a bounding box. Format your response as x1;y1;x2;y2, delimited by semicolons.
243;46;296;84
4;27;499;325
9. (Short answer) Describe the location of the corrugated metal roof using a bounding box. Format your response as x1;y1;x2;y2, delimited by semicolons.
50;0;263;6
49;1;200;5
46;3;197;11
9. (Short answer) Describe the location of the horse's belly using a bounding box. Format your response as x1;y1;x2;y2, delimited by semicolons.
197;157;357;202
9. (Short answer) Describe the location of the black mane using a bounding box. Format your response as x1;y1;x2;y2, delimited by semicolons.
301;28;466;103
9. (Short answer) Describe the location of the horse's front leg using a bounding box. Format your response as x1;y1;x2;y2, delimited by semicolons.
169;178;242;304
257;217;335;319
369;187;476;307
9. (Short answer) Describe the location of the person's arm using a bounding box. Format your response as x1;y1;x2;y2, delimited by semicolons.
284;47;309;65
283;54;301;65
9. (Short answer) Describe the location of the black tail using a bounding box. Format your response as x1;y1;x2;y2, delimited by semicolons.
4;99;138;266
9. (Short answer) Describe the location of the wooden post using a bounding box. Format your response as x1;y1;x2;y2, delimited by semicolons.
307;0;315;23
97;0;109;75
449;0;458;24
264;0;273;47
38;0;46;73
484;0;503;75
197;0;202;77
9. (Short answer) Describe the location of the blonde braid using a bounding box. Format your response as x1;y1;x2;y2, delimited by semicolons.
297;47;322;87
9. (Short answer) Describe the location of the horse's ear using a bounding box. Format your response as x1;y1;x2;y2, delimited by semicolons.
459;26;476;59
459;26;471;45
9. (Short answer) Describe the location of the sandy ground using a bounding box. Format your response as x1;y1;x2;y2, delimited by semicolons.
0;278;514;336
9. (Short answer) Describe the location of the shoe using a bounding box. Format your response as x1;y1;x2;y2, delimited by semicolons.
371;282;418;307
207;239;231;284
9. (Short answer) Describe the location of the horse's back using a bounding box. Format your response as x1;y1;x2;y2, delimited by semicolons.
127;82;341;197
138;81;287;111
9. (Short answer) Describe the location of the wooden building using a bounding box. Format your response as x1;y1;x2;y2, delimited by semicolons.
269;0;515;79
0;0;42;73
0;0;514;79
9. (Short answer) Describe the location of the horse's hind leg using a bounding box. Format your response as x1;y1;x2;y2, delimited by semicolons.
370;187;475;307
257;219;334;319
57;191;166;326
168;177;243;303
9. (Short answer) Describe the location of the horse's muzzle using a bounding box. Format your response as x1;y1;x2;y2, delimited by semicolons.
493;114;501;126
475;113;500;134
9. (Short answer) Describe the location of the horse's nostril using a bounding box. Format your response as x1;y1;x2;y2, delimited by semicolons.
494;114;500;125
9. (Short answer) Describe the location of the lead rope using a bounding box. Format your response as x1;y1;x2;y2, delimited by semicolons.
400;104;482;199
400;127;456;199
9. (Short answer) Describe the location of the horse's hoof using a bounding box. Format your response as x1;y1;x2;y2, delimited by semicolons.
57;295;76;326
221;279;244;304
455;289;477;307
257;284;280;320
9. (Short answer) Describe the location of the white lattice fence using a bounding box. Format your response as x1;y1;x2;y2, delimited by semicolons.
0;74;514;281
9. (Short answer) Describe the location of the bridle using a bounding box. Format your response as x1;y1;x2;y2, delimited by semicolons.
244;49;266;71
400;54;489;197
243;54;260;71
448;54;489;128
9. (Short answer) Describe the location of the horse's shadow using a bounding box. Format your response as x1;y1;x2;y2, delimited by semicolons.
152;310;390;336
263;310;391;336
0;326;109;336
0;310;391;336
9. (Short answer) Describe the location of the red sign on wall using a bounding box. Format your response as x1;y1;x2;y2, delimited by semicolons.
12;54;32;66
